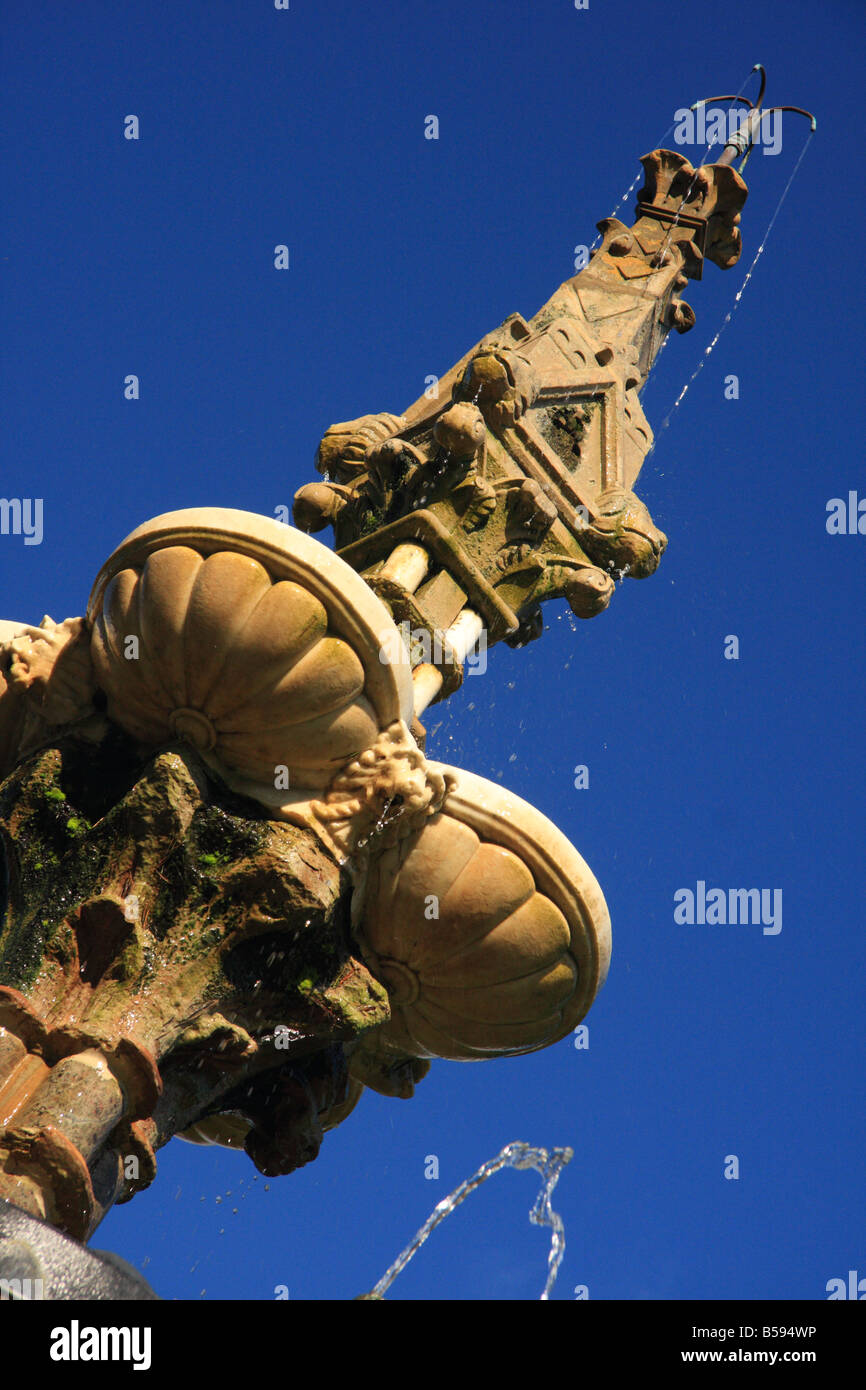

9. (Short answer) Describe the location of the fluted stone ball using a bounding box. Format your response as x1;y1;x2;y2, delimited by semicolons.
86;509;413;790
357;765;611;1061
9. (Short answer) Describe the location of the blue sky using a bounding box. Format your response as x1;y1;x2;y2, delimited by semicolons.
2;0;863;1300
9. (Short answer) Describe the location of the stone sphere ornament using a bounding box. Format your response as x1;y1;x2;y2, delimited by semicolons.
356;765;611;1061
87;508;414;790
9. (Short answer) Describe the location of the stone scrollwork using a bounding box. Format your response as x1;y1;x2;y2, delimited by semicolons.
3;617;95;723
310;719;454;851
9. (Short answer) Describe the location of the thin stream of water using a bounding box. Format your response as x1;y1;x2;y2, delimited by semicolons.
643;71;760;379
586;118;675;256
645;125;815;456
587;81;753;260
368;1139;573;1300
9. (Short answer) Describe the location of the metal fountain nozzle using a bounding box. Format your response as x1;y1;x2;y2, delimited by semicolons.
689;64;817;170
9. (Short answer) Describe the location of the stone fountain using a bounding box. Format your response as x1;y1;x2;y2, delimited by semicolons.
0;75;812;1297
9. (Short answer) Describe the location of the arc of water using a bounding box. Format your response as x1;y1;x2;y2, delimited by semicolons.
649;65;761;267
644;124;815;454
640;66;765;384
587;120;675;257
366;1139;574;1300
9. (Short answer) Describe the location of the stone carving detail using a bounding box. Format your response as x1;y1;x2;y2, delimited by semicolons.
315;412;407;484
0;508;613;1217
546;561;616;618
91;547;385;787
294;414;411;535
308;719;456;882
291;480;353;534
667;297;697;333
364;437;426;515
0;739;390;1231
356;765;610;1061
432;402;496;530
85;509;413;792
312;721;450;836
181;1048;365;1177
578;489;668;579
295;401;497;544
545;403;594;464
508;480;558;541
636;149;748;273
496;541;545;575
454;347;539;429
0;617;99;779
3;617;95;724
286;143;750;729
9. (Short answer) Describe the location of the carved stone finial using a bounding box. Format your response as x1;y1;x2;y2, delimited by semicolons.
286;144;747;701
636;149;748;275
